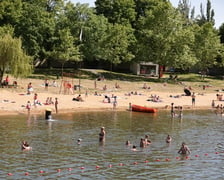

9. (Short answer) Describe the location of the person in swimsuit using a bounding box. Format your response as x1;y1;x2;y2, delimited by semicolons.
77;138;82;145
99;127;106;142
171;103;175;117
166;135;172;143
144;135;151;145
55;97;58;113
126;140;131;146
178;142;191;154
21;140;32;151
131;145;137;151
191;92;196;107
140;138;146;148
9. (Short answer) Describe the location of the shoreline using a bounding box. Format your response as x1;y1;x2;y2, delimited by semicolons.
0;76;222;117
0;104;215;117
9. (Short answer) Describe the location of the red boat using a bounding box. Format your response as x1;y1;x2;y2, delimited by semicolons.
131;104;157;113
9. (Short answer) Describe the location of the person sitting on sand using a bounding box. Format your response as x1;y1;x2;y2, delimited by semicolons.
115;82;120;89
21;140;32;151
103;95;111;103
73;94;84;102
178;142;191;154
166;135;172;143
143;83;147;89
51;80;57;87
103;85;107;91
143;83;150;89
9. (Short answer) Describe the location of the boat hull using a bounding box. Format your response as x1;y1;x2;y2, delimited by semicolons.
131;104;157;113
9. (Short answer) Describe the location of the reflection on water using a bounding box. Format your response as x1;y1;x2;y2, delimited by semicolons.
0;110;223;179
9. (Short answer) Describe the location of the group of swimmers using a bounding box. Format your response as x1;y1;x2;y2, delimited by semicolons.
126;134;190;154
22;127;190;155
99;127;190;155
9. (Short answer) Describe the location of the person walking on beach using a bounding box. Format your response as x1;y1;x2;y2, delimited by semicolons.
33;93;38;107
178;142;191;154
45;79;49;91
27;82;33;94
55;97;58;113
191;92;196;107
113;96;117;110
99;127;106;142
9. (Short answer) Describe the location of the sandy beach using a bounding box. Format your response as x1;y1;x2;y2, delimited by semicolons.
0;76;223;116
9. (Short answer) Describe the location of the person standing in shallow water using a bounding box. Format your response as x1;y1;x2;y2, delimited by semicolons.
191;92;196;107
55;97;58;113
178;142;191;154
171;103;175;117
99;127;106;142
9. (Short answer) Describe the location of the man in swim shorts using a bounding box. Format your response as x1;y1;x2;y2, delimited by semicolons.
178;142;191;154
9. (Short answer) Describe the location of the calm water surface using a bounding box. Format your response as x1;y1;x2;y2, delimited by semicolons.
0;110;223;179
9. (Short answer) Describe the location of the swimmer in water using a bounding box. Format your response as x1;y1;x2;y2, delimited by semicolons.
21;140;32;151
126;140;131;146
131;145;137;151
178;142;191;154
144;135;151;145
166;135;172;143
77;138;82;145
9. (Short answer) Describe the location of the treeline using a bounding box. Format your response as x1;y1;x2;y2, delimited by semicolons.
0;0;224;81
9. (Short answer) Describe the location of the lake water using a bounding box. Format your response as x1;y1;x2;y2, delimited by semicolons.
0;110;223;179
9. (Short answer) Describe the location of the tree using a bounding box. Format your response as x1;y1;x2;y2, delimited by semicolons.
81;13;110;62
136;1;190;66
95;0;136;25
52;28;81;75
168;25;197;70
15;1;58;60
177;0;195;25
219;23;224;44
0;0;22;26
0;33;33;83
100;23;135;70
193;23;222;73
196;0;215;26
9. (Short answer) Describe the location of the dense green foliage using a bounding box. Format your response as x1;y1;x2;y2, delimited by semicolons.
0;0;223;79
0;33;33;82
